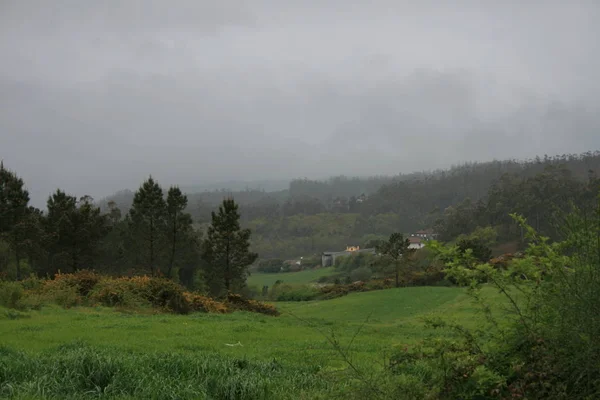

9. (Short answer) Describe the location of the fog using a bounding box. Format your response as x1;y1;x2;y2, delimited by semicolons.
1;1;599;207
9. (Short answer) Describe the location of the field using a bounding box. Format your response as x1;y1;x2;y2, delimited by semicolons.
246;267;336;288
0;286;505;399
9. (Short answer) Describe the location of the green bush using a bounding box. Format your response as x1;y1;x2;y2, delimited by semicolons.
384;210;600;399
145;277;190;314
0;281;24;310
89;279;148;309
269;283;319;301
44;281;81;309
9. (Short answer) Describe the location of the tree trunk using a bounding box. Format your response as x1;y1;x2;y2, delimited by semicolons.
395;262;399;288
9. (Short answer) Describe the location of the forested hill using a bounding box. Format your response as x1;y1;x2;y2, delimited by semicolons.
94;151;600;259
101;151;600;220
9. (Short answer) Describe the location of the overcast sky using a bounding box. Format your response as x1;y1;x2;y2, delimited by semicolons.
1;1;600;206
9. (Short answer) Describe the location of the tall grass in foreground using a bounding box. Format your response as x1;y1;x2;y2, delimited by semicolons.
0;342;338;400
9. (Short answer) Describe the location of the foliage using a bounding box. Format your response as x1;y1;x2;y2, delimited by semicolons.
0;281;24;309
7;271;278;316
376;233;416;287
202;198;258;297
386;207;600;399
226;293;280;316
45;191;109;274
183;292;229;313
40;277;83;308
350;266;372;282
335;252;378;272
256;258;285;273
247;267;337;288
0;162;32;280
165;186;197;279
127;177;167;276
268;282;320;301
456;237;492;263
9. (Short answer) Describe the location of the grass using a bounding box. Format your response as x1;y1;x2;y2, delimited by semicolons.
247;267;336;288
0;286;509;399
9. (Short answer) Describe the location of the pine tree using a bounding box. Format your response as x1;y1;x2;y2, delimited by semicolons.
377;233;415;287
0;162;31;280
45;191;108;273
202;198;258;297
128;177;166;276
165;186;194;279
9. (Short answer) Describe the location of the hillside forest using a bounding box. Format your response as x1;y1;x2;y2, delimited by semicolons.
2;151;600;289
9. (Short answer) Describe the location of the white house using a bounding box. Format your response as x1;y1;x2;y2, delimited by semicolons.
408;237;425;250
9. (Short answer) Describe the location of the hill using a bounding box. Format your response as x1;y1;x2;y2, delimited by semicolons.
96;150;600;259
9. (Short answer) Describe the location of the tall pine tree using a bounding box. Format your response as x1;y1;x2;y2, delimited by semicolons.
376;233;415;287
165;186;194;279
45;191;108;273
128;177;166;276
202;198;257;297
0;162;31;280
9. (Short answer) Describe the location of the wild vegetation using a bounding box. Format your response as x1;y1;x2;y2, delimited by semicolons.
2;151;600;398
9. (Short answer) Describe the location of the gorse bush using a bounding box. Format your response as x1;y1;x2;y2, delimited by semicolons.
183;292;229;313
227;293;280;316
7;271;279;316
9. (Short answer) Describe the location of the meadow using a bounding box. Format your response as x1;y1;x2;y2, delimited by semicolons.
0;286;506;399
246;267;336;288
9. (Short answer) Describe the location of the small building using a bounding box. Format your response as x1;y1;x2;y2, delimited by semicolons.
408;237;425;250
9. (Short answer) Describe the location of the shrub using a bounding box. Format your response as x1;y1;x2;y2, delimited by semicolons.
42;278;82;308
144;278;190;314
319;285;349;300
89;275;190;314
226;293;280;316
19;274;44;291
256;258;285;273
0;281;24;310
350;267;372;282
269;284;319;301
53;270;101;296
183;292;229;313
89;278;147;308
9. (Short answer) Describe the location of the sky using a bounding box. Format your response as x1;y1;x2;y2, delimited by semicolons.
1;1;600;207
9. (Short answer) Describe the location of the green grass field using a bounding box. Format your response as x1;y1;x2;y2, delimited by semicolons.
246;267;337;288
0;286;507;399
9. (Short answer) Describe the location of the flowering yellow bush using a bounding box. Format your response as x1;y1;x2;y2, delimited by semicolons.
183;292;229;314
19;270;279;316
226;293;280;316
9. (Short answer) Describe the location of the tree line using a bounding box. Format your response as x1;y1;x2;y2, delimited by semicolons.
97;151;600;232
0;163;256;297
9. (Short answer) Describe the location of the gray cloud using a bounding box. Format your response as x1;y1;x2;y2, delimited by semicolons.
1;1;599;206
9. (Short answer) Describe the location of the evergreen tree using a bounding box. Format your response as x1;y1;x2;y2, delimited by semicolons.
0;162;31;280
376;233;415;287
128;177;166;275
165;186;194;279
202;198;257;297
45;191;108;273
